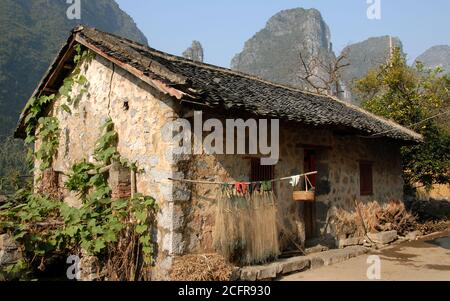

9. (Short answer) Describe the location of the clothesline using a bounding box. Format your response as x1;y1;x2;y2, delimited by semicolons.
168;171;317;186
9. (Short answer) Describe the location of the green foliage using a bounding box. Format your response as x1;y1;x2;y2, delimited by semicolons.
0;120;157;279
0;137;31;195
59;46;94;112
354;48;450;190
0;190;61;278
23;95;56;145
94;118;120;165
64;161;96;197
23;45;94;175
34;117;60;171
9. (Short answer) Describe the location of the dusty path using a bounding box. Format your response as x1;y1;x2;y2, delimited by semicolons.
283;233;450;281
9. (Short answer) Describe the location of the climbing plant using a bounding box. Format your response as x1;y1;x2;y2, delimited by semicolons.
59;45;94;113
22;45;94;173
94;118;120;164
23;95;56;145
34;117;60;171
2;42;157;279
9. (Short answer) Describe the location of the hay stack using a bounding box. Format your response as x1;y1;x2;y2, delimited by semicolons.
213;188;279;265
170;254;234;281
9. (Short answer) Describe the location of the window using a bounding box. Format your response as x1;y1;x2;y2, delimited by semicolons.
251;158;275;182
360;162;373;196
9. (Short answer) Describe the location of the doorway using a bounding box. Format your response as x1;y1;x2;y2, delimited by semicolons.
303;149;317;240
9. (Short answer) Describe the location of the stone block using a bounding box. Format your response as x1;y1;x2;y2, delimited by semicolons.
230;267;241;281
405;231;422;241
367;231;398;245
280;257;310;275
150;170;173;183
158;203;185;231
0;250;22;267
173;187;191;202
257;263;282;280
171;232;185;255
321;251;349;266
158;204;173;230
338;237;364;249
310;256;325;269
0;234;17;251
240;267;259;281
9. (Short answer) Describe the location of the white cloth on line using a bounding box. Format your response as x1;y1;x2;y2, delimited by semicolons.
289;175;301;187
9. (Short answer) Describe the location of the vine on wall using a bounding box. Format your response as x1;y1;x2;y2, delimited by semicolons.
34;117;60;171
1;45;157;281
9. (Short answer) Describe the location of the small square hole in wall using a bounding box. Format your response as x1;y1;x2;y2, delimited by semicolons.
123;101;129;111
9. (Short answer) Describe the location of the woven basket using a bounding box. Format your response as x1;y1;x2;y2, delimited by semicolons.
293;191;315;202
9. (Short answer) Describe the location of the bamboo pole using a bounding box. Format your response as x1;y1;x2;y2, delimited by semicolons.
168;171;318;185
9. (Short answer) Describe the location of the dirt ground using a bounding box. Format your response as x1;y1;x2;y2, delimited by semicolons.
283;232;450;281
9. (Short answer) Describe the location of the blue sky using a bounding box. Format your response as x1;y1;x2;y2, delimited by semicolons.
116;0;450;67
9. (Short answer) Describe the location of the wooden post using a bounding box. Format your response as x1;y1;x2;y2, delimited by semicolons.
131;169;137;198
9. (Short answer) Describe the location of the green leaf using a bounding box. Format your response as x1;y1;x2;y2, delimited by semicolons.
60;104;72;114
135;211;147;223
135;224;148;234
139;235;151;245
104;230;117;243
93;239;106;253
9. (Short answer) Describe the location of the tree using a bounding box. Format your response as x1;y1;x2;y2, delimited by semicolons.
298;50;350;98
354;47;450;191
0;137;31;195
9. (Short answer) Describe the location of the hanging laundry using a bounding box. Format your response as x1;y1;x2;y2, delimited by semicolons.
261;181;272;192
235;182;248;194
242;182;248;194
254;182;261;193
289;175;301;188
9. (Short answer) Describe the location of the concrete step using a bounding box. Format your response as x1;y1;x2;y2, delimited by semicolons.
239;246;369;281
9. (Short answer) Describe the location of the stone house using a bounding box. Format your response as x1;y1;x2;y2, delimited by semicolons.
14;26;422;279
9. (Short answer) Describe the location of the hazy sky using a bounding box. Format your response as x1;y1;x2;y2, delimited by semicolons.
115;0;450;67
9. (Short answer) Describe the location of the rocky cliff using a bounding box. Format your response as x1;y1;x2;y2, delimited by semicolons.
416;45;450;74
231;8;335;90
182;41;204;63
339;36;403;103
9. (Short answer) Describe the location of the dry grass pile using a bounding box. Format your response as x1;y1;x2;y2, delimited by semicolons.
417;220;450;234
335;200;418;238
170;253;234;281
213;188;279;265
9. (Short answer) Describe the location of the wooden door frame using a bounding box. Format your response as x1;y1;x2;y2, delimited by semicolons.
303;149;317;240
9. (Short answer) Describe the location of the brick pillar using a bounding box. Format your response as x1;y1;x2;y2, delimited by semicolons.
109;162;132;200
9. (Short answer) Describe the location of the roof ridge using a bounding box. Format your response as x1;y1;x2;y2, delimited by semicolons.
325;94;423;140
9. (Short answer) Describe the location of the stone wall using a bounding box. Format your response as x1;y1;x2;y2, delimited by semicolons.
180;122;404;254
35;54;186;280
0;234;22;279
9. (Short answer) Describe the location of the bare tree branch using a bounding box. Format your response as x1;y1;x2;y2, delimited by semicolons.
298;50;351;98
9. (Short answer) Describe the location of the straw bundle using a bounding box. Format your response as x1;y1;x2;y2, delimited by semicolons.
213;187;279;265
170;253;234;281
334;200;418;238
